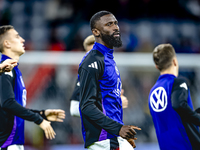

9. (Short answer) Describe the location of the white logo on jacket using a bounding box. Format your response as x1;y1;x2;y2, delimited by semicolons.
115;66;119;75
77;82;80;86
20;76;25;87
88;61;98;69
5;71;13;77
180;82;188;90
113;78;122;97
150;87;168;112
22;89;27;107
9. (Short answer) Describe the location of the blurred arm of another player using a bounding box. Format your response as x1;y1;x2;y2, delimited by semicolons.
70;100;80;117
171;78;200;125
121;89;128;109
70;79;81;117
70;35;95;117
0;59;17;73
70;88;129;117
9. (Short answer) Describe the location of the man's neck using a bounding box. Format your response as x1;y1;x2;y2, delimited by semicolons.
160;67;177;77
2;51;19;62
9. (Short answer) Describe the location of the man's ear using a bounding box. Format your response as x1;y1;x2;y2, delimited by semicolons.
172;57;177;66
3;40;11;49
155;65;159;70
92;29;100;37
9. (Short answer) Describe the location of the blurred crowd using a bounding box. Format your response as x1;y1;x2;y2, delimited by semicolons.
0;0;200;53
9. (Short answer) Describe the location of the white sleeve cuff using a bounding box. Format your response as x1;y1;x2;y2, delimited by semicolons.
70;100;80;117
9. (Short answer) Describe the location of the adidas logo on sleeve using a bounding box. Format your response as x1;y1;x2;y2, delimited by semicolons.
88;61;98;69
5;71;13;77
180;82;188;90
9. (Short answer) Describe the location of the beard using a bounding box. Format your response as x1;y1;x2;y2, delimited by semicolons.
101;32;122;48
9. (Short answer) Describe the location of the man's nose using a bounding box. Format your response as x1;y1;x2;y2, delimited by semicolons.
113;24;119;31
21;37;25;43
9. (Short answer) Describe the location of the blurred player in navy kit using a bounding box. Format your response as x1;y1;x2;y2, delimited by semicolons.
78;11;141;150
149;44;200;150
0;25;65;150
70;35;128;117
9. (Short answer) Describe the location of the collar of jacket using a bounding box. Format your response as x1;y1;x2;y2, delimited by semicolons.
1;54;19;67
93;42;114;59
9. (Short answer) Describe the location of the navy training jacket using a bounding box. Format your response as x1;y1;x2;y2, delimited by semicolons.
78;42;124;148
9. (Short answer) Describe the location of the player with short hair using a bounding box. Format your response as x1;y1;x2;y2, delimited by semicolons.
83;35;95;53
70;34;128;117
149;44;200;150
78;11;141;150
0;26;17;74
0;25;65;150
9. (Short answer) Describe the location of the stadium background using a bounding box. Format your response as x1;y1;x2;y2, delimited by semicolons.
1;0;200;149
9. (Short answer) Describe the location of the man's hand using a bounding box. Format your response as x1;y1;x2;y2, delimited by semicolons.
127;138;136;148
39;119;56;140
0;59;17;73
121;89;128;109
119;125;141;139
44;109;65;122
